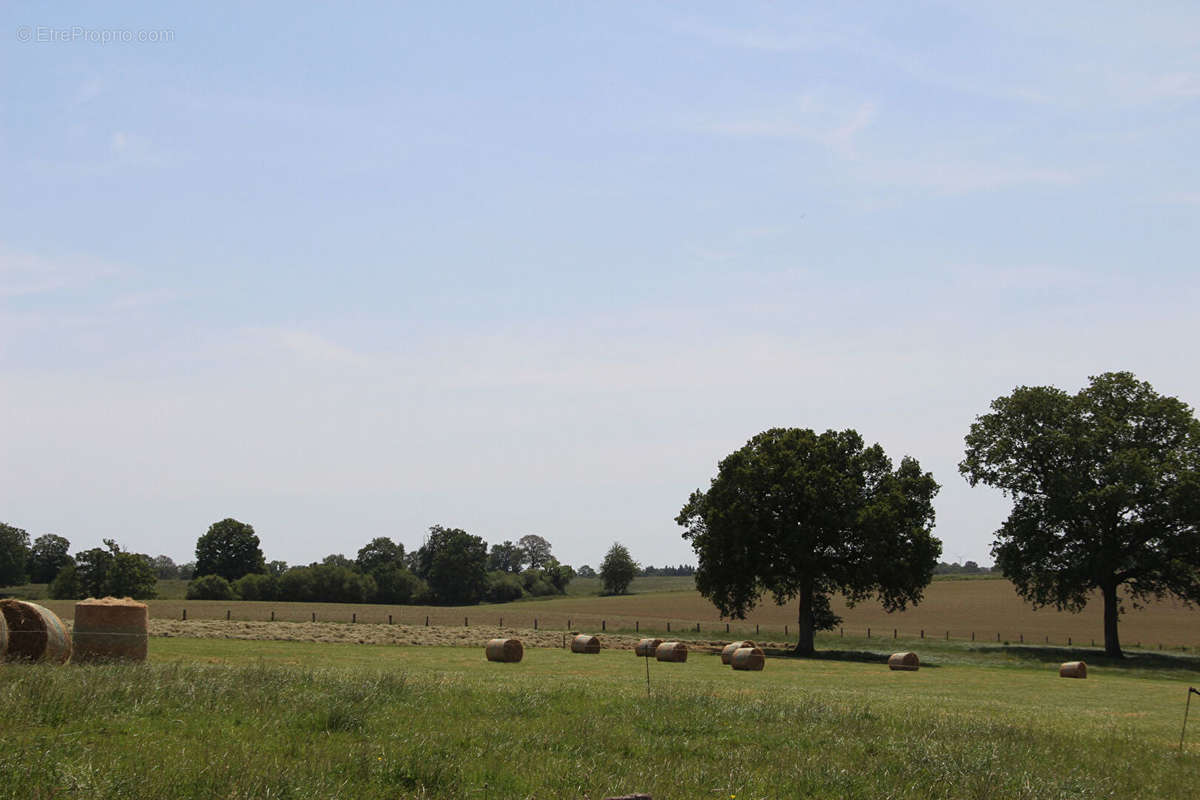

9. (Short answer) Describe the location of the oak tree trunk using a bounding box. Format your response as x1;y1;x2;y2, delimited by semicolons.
794;577;816;656
1101;579;1123;658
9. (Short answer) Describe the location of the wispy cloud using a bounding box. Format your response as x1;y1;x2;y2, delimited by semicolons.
0;245;121;298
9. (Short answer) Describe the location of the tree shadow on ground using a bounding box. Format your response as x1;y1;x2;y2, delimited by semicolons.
992;645;1200;673
762;647;941;667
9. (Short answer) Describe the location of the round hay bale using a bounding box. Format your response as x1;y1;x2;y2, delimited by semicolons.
571;634;601;654
485;638;523;663
0;599;72;664
731;646;765;671
1059;661;1087;679
73;597;149;663
655;641;688;662
634;638;663;657
721;640;756;665
888;651;920;671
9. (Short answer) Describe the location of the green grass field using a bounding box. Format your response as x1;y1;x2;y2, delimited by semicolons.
2;634;1199;799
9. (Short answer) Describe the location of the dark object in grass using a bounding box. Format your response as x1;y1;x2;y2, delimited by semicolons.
0;599;72;664
603;795;651;799
571;634;601;654
485;638;523;663
888;652;920;671
1060;661;1087;679
0;607;6;659
634;638;663;657
721;640;756;665
655;641;687;663
73;597;149;663
731;646;765;671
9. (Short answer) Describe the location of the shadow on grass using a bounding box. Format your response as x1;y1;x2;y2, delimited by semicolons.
993;645;1200;673
762;647;942;668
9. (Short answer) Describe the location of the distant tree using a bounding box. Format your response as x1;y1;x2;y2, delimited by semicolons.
961;371;1200;658
0;522;31;586
677;427;941;656
320;553;355;570
52;541;156;599
73;546;115;597
178;561;197;580
48;564;82;599
576;564;596;578
187;574;236;601
413;525;488;605
151;555;179;580
600;543;638;595
28;534;73;583
265;560;288;577
102;546;157;599
487;541;525;573
356;537;405;575
518;535;554;570
194;518;266;582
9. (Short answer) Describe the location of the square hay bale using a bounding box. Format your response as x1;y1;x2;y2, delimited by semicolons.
571;634;601;654
888;651;920;671
655;641;687;662
721;640;756;665
1059;661;1087;679
73;597;149;663
0;599;72;664
731;646;765;671
634;638;663;657
485;638;524;663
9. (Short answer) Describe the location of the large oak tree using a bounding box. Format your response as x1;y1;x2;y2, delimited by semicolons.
677;428;941;656
960;371;1200;657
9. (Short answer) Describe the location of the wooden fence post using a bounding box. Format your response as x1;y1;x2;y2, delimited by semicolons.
226;609;230;621
353;613;356;624
388;614;392;624
312;612;316;622
867;627;871;639
182;609;187;621
271;611;275;622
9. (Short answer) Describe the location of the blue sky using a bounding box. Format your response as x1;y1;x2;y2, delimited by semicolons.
3;1;1198;570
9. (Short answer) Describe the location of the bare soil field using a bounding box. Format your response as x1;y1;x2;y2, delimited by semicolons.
33;578;1199;648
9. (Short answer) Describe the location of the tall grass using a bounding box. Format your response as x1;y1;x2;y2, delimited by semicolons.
2;639;1199;799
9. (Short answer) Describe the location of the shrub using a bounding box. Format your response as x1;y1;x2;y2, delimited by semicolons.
371;564;424;605
234;572;278;601
486;571;525;603
187;574;236;600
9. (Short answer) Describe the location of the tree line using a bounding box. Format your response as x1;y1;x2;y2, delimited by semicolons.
0;520;645;606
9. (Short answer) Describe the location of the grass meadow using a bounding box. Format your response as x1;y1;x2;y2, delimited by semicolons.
2;635;1199;799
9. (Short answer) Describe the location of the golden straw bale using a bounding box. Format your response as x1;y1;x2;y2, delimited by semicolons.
485;638;524;663
0;599;72;664
731;646;765;671
634;638;663;657
655;641;688;662
571;634;601;654
888;651;920;671
721;640;756;665
1059;661;1087;679
73;597;149;663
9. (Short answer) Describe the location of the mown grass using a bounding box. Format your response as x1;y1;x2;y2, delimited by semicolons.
2;638;1199;799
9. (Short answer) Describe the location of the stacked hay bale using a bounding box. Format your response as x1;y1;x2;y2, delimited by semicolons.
888;652;920;671
730;646;765;671
485;638;523;663
634;638;663;657
721;640;756;665
0;599;72;664
1059;661;1087;679
73;597;150;663
655;641;687;662
571;634;601;654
